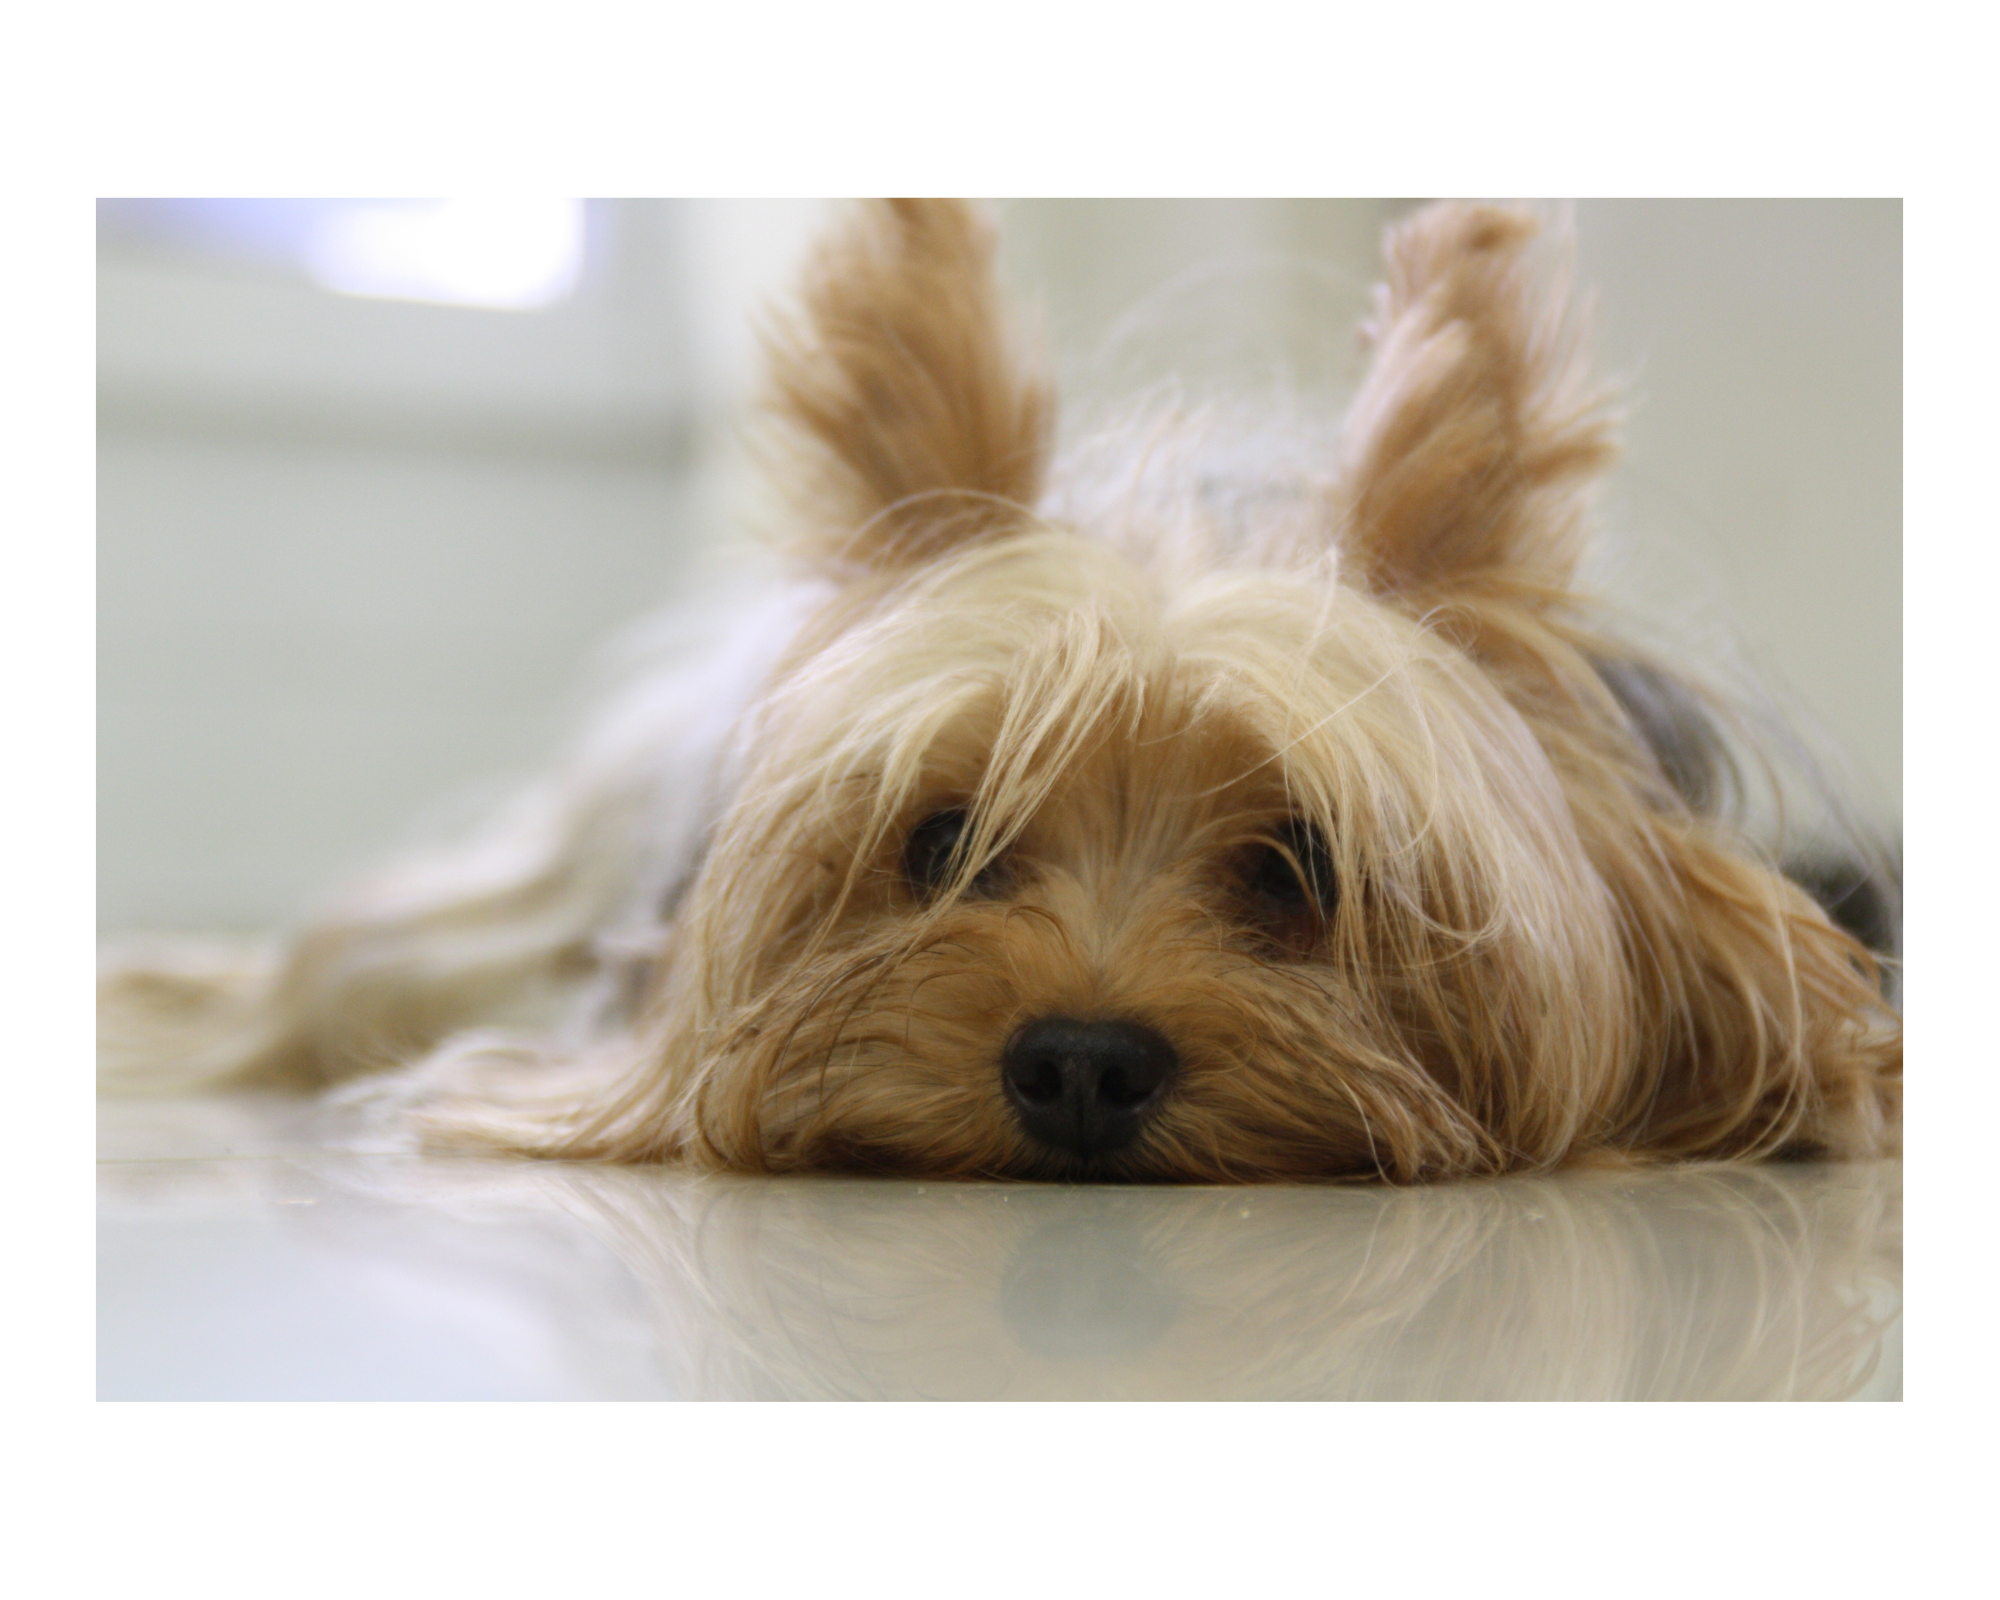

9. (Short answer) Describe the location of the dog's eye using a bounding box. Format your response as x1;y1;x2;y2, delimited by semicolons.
904;808;1004;901
1243;816;1338;925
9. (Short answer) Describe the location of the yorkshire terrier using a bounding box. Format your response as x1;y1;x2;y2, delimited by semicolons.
100;199;1901;1182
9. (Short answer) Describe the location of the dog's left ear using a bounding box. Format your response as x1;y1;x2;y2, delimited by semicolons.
1335;202;1617;603
760;198;1052;573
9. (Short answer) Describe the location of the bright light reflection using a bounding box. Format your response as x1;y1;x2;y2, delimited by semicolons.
303;199;585;310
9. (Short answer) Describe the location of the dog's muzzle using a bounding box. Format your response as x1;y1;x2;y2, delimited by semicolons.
1001;1017;1177;1162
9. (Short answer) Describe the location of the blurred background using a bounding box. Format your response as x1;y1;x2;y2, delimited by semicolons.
97;199;1901;935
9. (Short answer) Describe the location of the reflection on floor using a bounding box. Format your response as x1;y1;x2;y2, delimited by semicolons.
98;1095;1901;1401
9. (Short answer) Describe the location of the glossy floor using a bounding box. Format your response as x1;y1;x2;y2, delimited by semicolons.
98;1095;1901;1400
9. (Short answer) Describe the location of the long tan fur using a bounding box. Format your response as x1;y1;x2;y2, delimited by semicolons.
100;200;1900;1182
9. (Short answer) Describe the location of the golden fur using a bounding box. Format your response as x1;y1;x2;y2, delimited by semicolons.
100;199;1900;1182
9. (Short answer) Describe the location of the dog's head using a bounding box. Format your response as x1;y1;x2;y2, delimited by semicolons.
455;201;1893;1180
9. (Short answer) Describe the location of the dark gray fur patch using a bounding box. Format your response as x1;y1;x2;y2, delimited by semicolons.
1590;654;1731;814
1588;654;1899;963
1781;851;1902;960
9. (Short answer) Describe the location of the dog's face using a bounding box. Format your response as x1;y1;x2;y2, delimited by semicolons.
670;531;1631;1180
503;200;1893;1181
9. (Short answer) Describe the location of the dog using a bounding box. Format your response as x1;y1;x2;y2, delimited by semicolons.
100;199;1901;1182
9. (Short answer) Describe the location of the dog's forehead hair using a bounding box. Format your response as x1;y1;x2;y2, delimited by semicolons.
821;537;1334;795
755;525;1571;921
948;676;1290;867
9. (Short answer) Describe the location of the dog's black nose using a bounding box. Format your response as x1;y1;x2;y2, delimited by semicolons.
1001;1017;1177;1160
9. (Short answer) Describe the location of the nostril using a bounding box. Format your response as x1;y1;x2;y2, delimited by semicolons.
1008;1054;1065;1107
1096;1064;1154;1112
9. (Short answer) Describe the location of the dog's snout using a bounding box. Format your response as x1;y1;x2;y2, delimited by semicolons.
1001;1017;1177;1161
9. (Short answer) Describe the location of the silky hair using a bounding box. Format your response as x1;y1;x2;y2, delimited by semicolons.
100;199;1900;1182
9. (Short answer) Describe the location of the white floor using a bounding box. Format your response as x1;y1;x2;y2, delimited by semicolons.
97;1094;1901;1401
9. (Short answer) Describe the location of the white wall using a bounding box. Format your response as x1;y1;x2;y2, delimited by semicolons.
98;200;1900;934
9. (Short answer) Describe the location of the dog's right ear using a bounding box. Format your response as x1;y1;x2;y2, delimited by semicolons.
759;199;1052;573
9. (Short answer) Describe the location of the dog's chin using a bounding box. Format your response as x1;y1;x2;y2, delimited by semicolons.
1013;1145;1155;1185
794;1121;1165;1183
803;1120;1380;1186
1002;1143;1386;1186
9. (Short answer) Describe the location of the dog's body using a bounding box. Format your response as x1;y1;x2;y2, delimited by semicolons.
100;200;1900;1182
